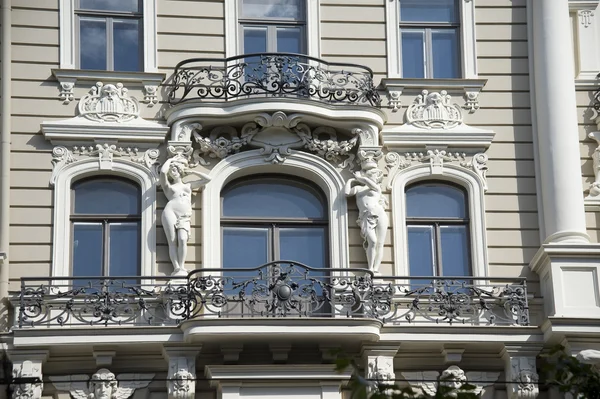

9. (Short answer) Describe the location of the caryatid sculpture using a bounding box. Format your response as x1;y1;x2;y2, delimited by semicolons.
344;149;388;274
50;368;154;399
160;155;211;276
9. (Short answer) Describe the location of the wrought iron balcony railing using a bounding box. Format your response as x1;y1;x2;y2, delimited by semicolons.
16;262;529;328
167;53;381;106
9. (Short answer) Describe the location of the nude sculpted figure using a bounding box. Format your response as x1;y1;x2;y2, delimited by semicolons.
344;164;388;274
160;156;211;276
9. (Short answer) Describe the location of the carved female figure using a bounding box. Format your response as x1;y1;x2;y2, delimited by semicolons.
344;165;388;273
160;156;211;275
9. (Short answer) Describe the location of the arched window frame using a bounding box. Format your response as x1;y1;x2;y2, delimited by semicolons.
391;164;488;277
203;150;349;270
52;158;157;277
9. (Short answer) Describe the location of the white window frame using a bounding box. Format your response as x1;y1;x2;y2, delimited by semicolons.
60;0;157;72
390;164;488;278
202;150;349;270
52;159;157;278
386;0;477;79
225;0;321;58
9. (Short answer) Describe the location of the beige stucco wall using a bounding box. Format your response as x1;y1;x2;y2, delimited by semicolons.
10;0;597;290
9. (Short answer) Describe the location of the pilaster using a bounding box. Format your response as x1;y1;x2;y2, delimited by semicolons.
502;345;541;399
163;346;201;399
8;351;49;399
361;345;400;385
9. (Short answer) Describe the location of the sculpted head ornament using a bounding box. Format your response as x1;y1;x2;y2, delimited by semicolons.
90;369;118;399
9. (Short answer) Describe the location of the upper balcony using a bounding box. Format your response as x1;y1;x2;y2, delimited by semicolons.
13;262;530;344
164;54;386;142
166;53;381;107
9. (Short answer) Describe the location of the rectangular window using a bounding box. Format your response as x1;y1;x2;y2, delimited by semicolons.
76;0;143;71
399;0;460;78
239;0;306;54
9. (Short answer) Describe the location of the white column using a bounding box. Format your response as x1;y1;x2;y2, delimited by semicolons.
532;0;590;243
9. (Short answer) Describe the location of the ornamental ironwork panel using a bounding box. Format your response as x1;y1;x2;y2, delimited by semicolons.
16;263;529;327
167;53;381;106
17;277;175;327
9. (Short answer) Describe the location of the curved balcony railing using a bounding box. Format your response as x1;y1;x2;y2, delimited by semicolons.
167;53;381;106
16;262;529;328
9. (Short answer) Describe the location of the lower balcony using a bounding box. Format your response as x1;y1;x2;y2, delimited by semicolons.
13;262;529;330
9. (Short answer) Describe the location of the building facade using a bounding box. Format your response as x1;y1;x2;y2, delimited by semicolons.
1;0;600;398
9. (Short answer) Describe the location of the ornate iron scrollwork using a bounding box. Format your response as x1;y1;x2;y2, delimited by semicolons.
167;53;381;106
17;265;529;327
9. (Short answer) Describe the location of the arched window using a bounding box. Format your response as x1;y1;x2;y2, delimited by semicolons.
221;176;328;269
406;182;471;276
71;177;141;277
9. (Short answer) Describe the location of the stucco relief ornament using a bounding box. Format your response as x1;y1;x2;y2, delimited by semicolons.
383;150;489;191
12;361;43;399
78;82;139;123
405;90;463;129
160;155;211;276
403;366;499;398
49;145;160;185
167;358;196;399
187;111;358;168
345;149;388;274
50;369;154;399
368;356;395;382
507;357;538;399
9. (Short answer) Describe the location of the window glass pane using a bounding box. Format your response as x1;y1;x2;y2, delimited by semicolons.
114;19;141;72
243;26;268;54
73;223;103;277
242;0;302;19
80;17;107;70
406;184;467;219
79;0;140;13
280;227;326;269
400;0;458;23
223;181;325;219
432;29;459;78
277;27;302;53
407;225;435;276
440;225;470;276
109;222;140;277
280;227;327;298
222;227;269;268
73;179;140;215
401;30;425;79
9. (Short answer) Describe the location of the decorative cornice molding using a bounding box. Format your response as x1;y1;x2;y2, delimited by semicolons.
384;149;489;191
50;145;160;185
